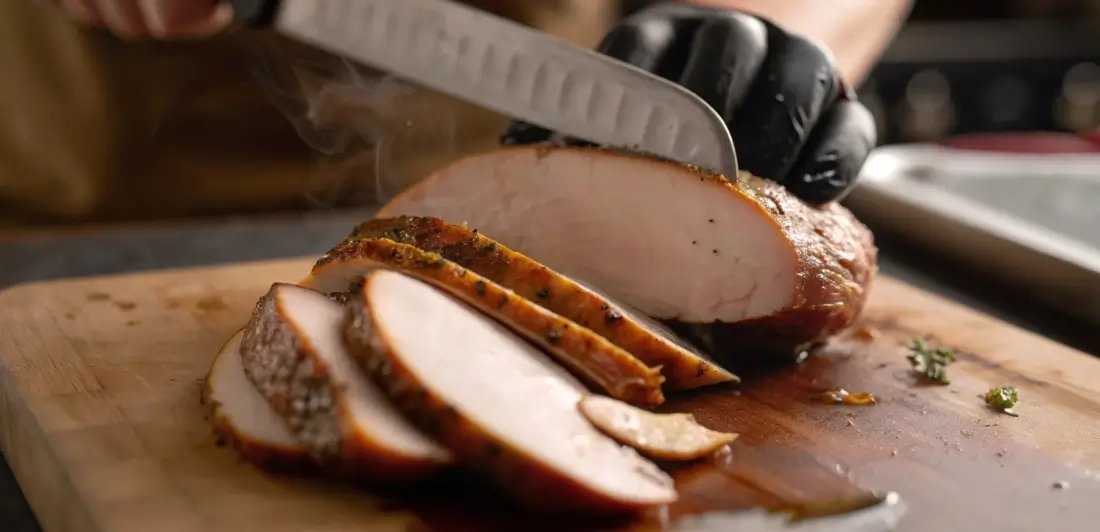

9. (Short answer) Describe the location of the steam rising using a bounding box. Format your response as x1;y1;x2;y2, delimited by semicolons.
250;39;461;209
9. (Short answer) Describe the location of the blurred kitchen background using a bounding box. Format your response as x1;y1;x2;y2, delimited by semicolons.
862;0;1100;144
824;0;1100;353
799;0;1100;351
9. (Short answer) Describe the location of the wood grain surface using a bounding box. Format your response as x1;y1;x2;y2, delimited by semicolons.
1;258;1099;532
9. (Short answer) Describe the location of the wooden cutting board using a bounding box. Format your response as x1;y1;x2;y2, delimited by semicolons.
1;258;1099;532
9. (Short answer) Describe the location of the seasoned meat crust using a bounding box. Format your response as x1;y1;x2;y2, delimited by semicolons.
238;283;451;480
348;215;737;390
670;172;879;361
344;270;678;514
203;330;315;473
310;240;666;406
375;146;878;364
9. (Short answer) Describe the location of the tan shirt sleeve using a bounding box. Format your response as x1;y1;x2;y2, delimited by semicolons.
0;0;617;226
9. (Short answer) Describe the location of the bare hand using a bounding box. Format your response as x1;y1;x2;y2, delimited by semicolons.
43;0;233;40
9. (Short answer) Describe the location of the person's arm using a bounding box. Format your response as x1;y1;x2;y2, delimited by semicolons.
686;0;913;85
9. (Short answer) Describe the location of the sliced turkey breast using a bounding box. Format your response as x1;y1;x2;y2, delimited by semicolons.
577;395;738;462
344;270;678;513
347;216;738;390
203;330;312;471
301;240;666;407
375;146;878;363
239;283;451;481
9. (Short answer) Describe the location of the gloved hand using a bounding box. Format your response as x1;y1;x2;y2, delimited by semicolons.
42;0;232;39
501;3;877;206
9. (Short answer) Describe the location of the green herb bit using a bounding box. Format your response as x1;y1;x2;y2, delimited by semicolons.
984;386;1019;416
906;339;958;385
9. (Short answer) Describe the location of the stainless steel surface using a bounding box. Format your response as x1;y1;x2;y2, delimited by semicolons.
846;144;1100;325
672;493;906;532
270;0;739;176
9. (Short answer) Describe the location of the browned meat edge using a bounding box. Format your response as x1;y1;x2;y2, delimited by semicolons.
375;145;878;364
239;283;448;481
315;241;666;407
201;330;316;474
344;278;669;515
348;216;738;390
668;173;878;364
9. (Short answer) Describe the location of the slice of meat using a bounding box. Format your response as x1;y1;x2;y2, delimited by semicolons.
348;216;738;391
376;146;878;363
301;240;666;407
239;283;452;481
203;329;313;471
577;395;738;461
344;269;678;513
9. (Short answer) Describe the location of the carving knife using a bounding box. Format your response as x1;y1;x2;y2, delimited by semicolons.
223;0;739;177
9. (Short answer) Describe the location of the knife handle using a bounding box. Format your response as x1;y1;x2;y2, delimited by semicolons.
223;0;281;26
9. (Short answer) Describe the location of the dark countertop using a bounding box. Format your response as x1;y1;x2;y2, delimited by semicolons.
1;211;1096;531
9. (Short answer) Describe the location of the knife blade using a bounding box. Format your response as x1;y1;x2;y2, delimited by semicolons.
225;0;739;177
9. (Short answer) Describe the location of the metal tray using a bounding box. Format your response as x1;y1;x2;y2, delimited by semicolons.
843;143;1100;325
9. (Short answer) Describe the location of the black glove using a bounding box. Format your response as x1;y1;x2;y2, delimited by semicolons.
500;3;877;206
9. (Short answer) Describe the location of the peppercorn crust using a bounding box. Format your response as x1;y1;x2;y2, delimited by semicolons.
347;216;738;390
311;241;666;407
203;330;316;474
238;283;449;481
